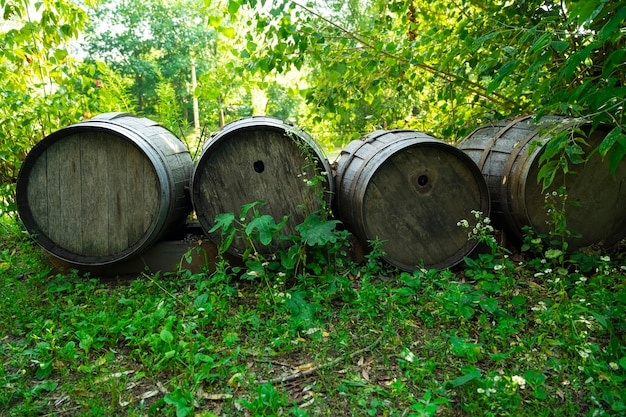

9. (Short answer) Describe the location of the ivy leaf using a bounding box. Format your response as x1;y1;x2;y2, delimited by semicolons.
239;200;266;220
209;212;235;234
245;214;287;245
295;215;341;246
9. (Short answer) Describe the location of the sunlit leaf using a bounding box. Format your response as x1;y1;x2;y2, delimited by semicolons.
209;212;235;234
295;215;340;246
160;329;174;344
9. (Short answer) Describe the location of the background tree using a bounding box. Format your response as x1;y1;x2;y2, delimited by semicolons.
82;0;215;125
222;0;625;157
0;0;96;210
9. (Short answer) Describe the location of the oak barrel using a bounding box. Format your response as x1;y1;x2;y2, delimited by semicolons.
334;130;490;271
456;115;626;249
191;116;334;256
16;112;193;265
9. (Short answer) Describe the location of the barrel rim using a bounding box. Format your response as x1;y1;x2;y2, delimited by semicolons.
335;130;491;271
191;117;335;257
16;119;184;265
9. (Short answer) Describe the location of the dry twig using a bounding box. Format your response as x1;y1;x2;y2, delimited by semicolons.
257;335;383;385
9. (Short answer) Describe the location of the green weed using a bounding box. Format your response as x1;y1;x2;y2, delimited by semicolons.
1;203;626;416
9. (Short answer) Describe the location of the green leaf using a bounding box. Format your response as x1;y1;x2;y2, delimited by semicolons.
239;200;266;220
537;160;558;189
160;329;174;344
35;361;54;380
598;127;622;158
227;0;241;15
245;214;286;245
599;7;626;43
209;212;235;234
54;48;69;60
487;59;519;94
30;380;58;396
549;41;569;53
568;0;604;26
295;215;341;246
609;141;626;176
544;248;563;259
565;142;585;164
591;311;613;331
218;26;235;38
479;297;498;313
164;388;194;417
560;42;598;81
523;369;547;386
281;244;301;270
530;33;551;53
447;368;481;387
603;49;626;78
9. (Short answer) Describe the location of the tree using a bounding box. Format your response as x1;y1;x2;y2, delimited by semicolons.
82;0;215;124
0;0;96;210
219;0;625;156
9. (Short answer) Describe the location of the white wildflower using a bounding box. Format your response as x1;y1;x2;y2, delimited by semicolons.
511;375;526;389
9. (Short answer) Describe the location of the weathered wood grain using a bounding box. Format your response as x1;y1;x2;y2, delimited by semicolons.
457;116;626;249
192;117;333;257
17;113;193;265
335;130;490;271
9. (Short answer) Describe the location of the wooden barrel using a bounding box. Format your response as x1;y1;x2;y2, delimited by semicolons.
334;130;490;271
456;115;626;249
16;112;193;265
191;116;333;257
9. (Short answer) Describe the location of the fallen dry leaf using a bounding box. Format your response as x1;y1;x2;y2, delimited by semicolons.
294;362;316;372
205;393;234;400
139;390;159;399
228;372;244;388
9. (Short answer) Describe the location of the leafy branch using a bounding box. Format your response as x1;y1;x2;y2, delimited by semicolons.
290;0;519;111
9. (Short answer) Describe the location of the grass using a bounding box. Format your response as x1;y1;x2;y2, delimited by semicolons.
1;212;625;417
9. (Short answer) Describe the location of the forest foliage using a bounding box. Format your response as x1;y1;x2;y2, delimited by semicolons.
0;0;625;208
